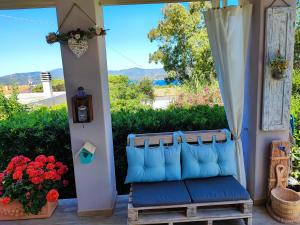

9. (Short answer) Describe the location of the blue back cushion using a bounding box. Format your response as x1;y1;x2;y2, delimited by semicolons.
215;140;237;176
181;129;237;180
181;142;219;179
125;134;181;184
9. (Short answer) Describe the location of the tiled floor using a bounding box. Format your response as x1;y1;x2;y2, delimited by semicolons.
1;196;284;225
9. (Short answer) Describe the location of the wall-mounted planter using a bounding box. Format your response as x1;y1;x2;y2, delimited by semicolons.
271;69;287;80
0;201;57;221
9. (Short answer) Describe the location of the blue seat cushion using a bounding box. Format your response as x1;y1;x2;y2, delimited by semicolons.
132;181;191;207
184;176;250;203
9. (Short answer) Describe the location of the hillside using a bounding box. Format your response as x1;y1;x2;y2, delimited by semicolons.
0;67;166;85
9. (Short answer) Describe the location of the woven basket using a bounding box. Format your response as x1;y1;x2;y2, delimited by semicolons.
270;164;300;221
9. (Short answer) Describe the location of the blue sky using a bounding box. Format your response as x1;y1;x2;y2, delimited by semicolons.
0;1;237;77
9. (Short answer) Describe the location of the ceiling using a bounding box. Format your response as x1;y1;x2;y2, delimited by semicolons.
0;0;199;9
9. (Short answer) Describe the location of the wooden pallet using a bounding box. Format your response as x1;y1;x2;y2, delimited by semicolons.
128;194;253;225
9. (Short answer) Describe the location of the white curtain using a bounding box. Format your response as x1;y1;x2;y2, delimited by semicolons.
204;0;252;187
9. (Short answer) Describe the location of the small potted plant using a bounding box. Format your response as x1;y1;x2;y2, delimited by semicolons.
269;51;289;80
0;155;68;220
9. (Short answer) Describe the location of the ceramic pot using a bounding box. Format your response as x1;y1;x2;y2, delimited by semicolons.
272;69;286;80
0;200;57;221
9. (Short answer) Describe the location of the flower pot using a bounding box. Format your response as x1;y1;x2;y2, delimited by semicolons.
271;69;286;80
0;200;57;221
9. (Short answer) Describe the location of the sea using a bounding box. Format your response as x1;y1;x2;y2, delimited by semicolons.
152;80;179;86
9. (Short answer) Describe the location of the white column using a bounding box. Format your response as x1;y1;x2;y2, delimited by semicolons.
55;0;117;215
243;0;296;204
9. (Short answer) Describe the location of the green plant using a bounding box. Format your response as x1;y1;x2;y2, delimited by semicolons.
0;155;68;215
269;52;289;79
0;106;74;198
0;87;27;120
109;75;153;112
292;69;300;97
291;96;300;179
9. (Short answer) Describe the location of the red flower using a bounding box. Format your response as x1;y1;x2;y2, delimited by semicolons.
26;168;37;178
35;155;47;164
47;156;55;163
33;162;44;169
55;162;63;168
13;170;23;180
44;171;57;180
0;197;10;205
57;166;68;175
46;189;59;202
6;162;15;173
31;176;43;185
62;180;69;187
46;163;55;170
15;165;26;172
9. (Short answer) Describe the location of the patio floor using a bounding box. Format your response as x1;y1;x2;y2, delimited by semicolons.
1;195;283;225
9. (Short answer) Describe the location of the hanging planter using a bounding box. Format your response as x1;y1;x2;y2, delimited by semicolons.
45;3;108;58
269;51;289;80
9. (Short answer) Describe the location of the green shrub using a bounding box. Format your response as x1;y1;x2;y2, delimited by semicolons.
112;105;227;194
32;80;66;93
292;70;300;97
0;104;227;196
291;96;300;179
0;105;74;198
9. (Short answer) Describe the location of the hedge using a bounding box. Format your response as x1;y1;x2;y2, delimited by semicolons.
0;105;227;196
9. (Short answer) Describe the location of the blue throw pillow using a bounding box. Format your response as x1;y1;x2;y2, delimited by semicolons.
215;135;237;176
125;133;181;184
181;136;219;179
180;129;237;180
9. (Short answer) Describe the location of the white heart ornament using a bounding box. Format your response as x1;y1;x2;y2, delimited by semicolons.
68;38;88;58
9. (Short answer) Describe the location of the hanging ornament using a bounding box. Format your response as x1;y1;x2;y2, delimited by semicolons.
68;37;88;58
45;3;108;58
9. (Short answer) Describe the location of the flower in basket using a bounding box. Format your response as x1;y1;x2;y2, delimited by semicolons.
269;51;289;79
0;155;68;215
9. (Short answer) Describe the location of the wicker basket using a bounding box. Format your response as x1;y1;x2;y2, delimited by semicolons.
270;164;300;221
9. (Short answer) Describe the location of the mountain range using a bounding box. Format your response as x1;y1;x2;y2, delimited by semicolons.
0;67;166;85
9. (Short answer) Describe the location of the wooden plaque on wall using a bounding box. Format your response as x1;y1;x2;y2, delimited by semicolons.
262;7;296;131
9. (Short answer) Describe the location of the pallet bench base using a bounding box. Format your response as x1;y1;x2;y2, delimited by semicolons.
128;199;253;225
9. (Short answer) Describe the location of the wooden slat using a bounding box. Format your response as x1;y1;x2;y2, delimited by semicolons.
128;130;228;147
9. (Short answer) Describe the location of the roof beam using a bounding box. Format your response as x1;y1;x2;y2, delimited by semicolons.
0;0;203;10
0;0;54;9
100;0;199;6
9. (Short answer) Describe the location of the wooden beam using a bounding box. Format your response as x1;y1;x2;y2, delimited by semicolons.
99;0;201;6
0;0;55;9
0;0;205;10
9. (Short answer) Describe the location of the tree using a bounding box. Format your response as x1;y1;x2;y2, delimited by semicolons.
0;87;27;120
148;2;215;89
108;75;154;111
